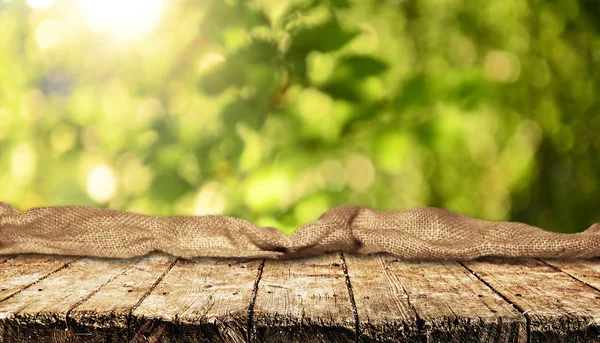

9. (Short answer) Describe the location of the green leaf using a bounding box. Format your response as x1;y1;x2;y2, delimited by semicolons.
393;75;436;110
320;82;361;101
449;79;488;110
221;99;266;131
287;19;359;54
150;171;189;202
237;38;280;63
334;55;388;79
316;56;387;101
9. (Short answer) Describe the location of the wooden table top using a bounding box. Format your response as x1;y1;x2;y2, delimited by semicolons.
1;253;599;342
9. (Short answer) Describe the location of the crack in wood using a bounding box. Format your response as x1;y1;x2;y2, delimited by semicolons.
538;259;600;294
0;257;80;304
246;258;264;343
64;263;133;332
377;255;424;339
125;257;179;342
339;252;359;343
458;261;531;343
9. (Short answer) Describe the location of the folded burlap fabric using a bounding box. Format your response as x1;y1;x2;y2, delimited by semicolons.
1;202;599;260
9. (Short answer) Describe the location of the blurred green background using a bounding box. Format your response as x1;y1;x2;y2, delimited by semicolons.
1;0;599;233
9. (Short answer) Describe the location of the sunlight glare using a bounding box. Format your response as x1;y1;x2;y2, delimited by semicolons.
79;0;165;40
26;0;55;10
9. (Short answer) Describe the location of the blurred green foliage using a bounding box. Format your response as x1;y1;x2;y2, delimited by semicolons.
1;0;599;233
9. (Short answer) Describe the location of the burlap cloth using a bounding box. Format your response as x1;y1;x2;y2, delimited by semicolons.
1;202;599;260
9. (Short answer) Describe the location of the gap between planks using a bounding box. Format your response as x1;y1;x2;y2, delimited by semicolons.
463;257;600;342
243;253;361;343
538;258;600;294
0;256;80;304
246;259;265;343
125;258;179;341
340;252;360;343
458;261;531;343
64;264;134;330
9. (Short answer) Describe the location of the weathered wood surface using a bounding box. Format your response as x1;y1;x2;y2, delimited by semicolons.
252;253;355;342
70;254;177;342
130;257;262;342
0;255;76;303
1;254;600;342
345;255;526;342
463;258;600;343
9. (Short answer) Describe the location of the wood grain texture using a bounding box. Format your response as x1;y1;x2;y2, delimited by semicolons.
341;254;419;342
2;254;600;342
543;258;600;291
130;257;261;343
464;258;600;343
345;254;526;343
0;255;76;303
0;257;134;343
252;253;355;343
67;253;177;342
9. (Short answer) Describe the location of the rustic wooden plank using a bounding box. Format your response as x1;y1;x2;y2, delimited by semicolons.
130;258;261;343
2;254;599;343
341;254;419;342
463;258;600;343
345;254;526;342
252;253;355;343
0;256;135;342
0;255;77;303
543;258;600;291
66;253;177;342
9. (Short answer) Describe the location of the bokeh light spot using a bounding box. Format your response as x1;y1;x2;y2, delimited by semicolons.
346;154;375;192
450;34;477;66
197;53;226;74
87;165;118;203
484;50;521;83
298;88;333;120
319;160;346;191
11;144;37;183
193;181;227;215
35;20;61;51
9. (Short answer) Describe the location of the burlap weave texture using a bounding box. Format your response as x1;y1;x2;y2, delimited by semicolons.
1;202;600;259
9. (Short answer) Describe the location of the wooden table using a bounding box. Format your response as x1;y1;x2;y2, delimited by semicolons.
1;253;600;342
